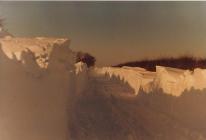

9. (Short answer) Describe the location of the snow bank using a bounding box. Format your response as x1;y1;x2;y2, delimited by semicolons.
0;37;76;140
153;66;193;96
1;37;206;140
93;66;206;96
193;68;206;90
94;67;142;94
75;62;89;95
0;37;69;68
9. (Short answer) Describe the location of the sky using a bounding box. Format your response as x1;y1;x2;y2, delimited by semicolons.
0;1;206;66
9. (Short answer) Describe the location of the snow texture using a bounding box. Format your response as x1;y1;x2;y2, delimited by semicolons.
1;37;206;140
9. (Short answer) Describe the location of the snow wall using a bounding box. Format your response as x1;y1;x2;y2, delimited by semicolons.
0;37;83;140
1;37;206;140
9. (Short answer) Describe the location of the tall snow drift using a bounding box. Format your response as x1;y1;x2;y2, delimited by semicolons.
0;37;76;140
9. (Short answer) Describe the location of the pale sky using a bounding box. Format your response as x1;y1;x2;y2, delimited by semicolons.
0;1;206;66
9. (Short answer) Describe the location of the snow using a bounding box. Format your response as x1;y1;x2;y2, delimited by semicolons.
93;66;206;96
1;37;206;140
94;67;142;95
75;62;89;95
0;37;70;68
193;68;206;90
2;37;205;98
0;37;75;140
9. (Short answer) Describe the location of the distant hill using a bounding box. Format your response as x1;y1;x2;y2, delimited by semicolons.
114;56;206;71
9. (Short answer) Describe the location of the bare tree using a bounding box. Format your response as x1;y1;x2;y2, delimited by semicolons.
76;51;96;67
0;18;13;37
0;18;4;29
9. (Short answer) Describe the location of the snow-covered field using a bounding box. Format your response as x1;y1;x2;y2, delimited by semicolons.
0;37;206;140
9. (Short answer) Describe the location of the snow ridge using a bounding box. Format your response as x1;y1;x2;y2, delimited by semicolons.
94;66;206;96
